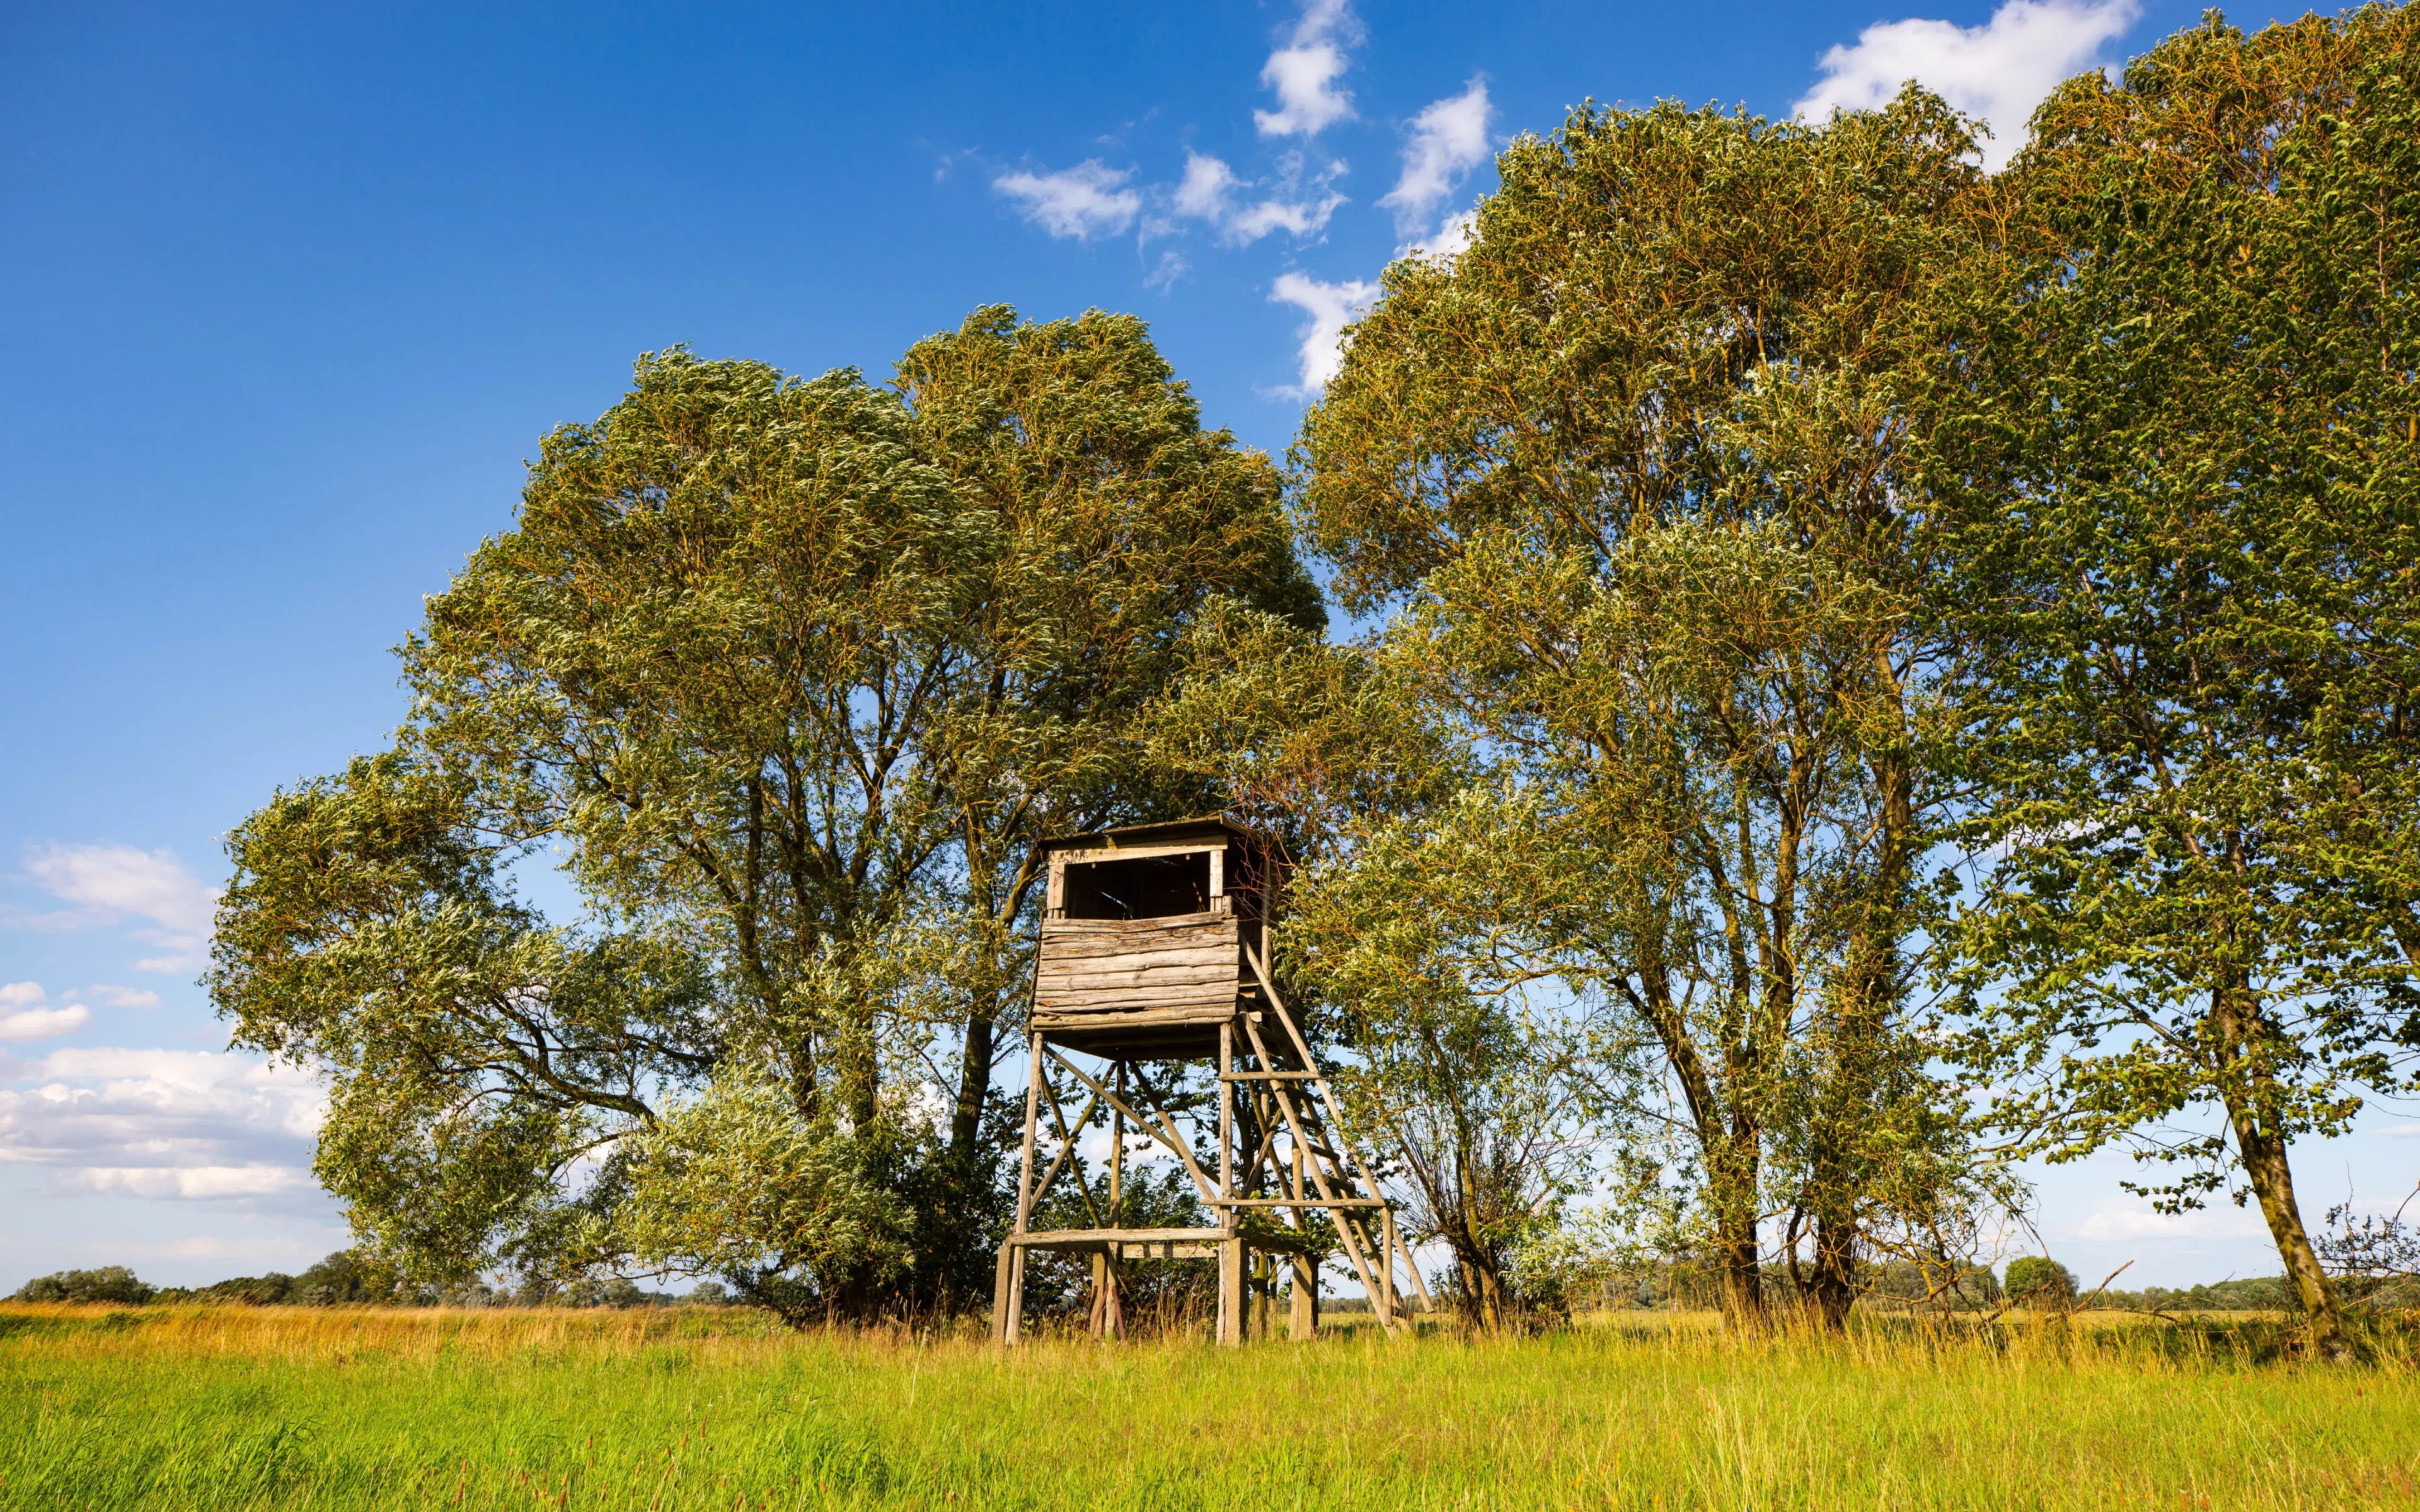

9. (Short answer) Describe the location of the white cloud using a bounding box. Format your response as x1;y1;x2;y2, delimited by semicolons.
1255;0;1361;139
0;982;43;1009
0;1046;326;1203
87;985;162;1009
1173;151;1243;220
1229;190;1346;244
1270;272;1381;394
2375;1123;2420;1140
1379;80;1492;234
993;160;1143;241
1168;150;1347;248
14;843;221;973
0;1005;90;1043
1402;207;1478;262
1797;0;2140;171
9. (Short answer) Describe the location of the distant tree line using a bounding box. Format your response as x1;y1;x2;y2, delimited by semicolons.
9;1253;735;1309
203;6;2418;1357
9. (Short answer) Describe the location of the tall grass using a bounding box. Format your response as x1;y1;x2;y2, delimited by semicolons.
4;1303;2416;1509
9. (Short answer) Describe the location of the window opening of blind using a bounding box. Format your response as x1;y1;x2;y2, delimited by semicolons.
1061;851;1214;920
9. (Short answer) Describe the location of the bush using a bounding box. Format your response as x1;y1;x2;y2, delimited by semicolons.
2003;1256;2077;1305
1868;1260;2002;1309
12;1266;155;1304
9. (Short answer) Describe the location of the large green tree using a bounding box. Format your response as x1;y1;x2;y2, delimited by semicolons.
1296;90;2000;1326
212;307;1319;1315
1929;7;2420;1361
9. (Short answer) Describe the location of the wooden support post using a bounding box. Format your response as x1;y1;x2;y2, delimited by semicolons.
1107;1062;1126;1341
1216;1019;1243;1347
1380;1205;1402;1327
1291;1139;1317;1340
996;1031;1045;1345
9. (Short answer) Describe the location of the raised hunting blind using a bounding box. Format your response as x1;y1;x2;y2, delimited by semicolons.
991;816;1429;1344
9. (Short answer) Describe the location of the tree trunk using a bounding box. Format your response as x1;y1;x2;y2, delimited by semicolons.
2211;989;2354;1362
950;1007;995;1171
1797;711;1912;1334
1804;1214;1858;1331
1709;1118;1765;1327
836;1018;879;1135
2221;1075;2354;1362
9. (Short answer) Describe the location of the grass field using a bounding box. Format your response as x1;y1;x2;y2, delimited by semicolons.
5;1303;2419;1511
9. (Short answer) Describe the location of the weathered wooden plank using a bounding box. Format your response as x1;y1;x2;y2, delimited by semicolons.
1040;963;1237;993
1039;939;1238;968
1040;945;1239;975
1042;912;1230;937
1044;936;1235;957
1034;1006;1233;1029
1034;982;1237;1012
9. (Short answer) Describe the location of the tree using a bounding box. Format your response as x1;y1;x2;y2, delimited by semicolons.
621;1074;916;1327
212;308;1320;1318
12;1267;154;1305
1928;7;2420;1362
2002;1256;2076;1308
1296;90;2003;1327
1286;788;1625;1329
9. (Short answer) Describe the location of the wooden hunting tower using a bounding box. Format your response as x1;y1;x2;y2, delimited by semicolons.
991;816;1429;1344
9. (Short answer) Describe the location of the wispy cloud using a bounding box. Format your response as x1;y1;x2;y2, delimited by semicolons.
13;843;221;973
1270;272;1381;395
87;985;162;1009
1379;79;1491;236
1255;0;1361;139
1797;0;2141;171
2061;1194;2269;1243
993;160;1144;241
1168;151;1347;247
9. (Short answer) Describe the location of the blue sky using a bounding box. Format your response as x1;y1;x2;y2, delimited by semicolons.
7;0;2406;1292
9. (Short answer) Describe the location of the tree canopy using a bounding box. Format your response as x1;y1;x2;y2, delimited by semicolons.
207;8;2419;1346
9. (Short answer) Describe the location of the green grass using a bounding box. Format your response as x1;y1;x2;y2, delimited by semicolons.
4;1303;2418;1510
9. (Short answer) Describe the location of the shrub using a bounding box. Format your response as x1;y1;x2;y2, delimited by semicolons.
2003;1256;2077;1305
12;1266;156;1304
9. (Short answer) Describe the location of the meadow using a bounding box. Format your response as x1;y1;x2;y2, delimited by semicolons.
5;1303;2419;1511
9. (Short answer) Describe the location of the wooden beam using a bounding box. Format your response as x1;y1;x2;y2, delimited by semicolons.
1041;1089;1107;1230
1043;1048;1220;1204
1012;1226;1230;1249
1050;841;1223;866
1211;1196;1387;1208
